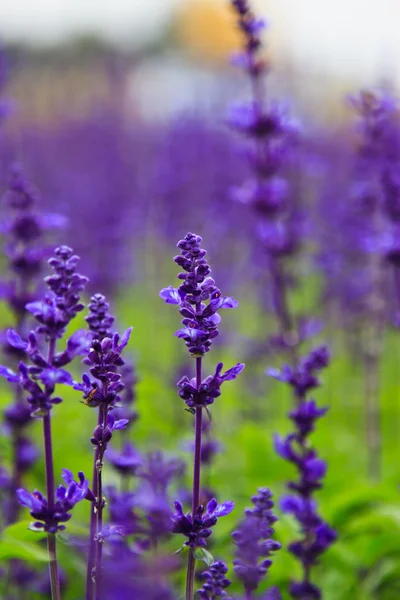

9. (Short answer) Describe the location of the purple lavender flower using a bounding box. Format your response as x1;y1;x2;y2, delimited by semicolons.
232;488;281;596
17;470;92;534
136;451;186;543
172;498;234;549
0;245;89;599
267;346;329;400
106;487;142;537
0;168;66;524
85;293;115;340
197;561;232;599
0;166;64;326
107;442;142;476
229;1;304;359
177;362;244;411
77;294;133;600
269;348;336;598
160;233;238;357
74;329;132;410
161;233;243;600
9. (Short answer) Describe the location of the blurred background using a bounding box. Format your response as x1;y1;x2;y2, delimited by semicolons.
1;1;400;599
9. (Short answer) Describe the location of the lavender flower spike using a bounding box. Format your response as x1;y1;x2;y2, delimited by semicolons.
78;292;133;600
197;561;232;599
161;233;243;600
232;488;281;599
17;469;93;533
0;167;66;526
0;246;89;600
269;347;336;599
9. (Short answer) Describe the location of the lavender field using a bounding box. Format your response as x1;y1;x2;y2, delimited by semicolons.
0;1;400;599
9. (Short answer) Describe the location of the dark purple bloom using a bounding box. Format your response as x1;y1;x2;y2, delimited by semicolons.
177;362;244;409
107;442;142;475
197;561;232;599
134;451;186;542
85;293;115;340
160;233;239;357
261;587;282;600
17;470;91;533
75;327;133;409
267;346;329;400
270;347;336;597
172;498;234;549
232;488;281;594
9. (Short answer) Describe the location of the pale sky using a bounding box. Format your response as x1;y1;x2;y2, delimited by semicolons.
0;0;399;80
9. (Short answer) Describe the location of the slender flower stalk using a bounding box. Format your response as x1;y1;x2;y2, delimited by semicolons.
75;293;133;600
0;167;65;524
348;90;400;480
0;245;91;599
229;0;303;361
269;347;336;598
160;232;244;600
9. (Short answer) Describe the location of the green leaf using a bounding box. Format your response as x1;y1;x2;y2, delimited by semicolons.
1;521;46;542
173;544;188;555
0;521;48;562
193;547;214;567
0;540;48;562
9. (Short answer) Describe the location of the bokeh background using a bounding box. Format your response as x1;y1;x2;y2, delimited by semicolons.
1;1;400;599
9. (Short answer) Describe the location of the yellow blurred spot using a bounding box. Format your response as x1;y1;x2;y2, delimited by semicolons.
174;0;244;64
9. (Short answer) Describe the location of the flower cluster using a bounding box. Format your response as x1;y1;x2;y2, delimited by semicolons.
85;293;115;340
136;451;185;542
271;348;336;599
26;245;88;340
74;327;132;410
267;345;329;400
0;247;89;416
160;233;238;357
177;361;244;410
197;561;232;599
0;167;65;327
0;170;67;523
228;1;298;246
17;469;92;533
232;488;281;595
229;0;304;362
172;498;234;549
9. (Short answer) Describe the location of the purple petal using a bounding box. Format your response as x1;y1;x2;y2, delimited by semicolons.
266;367;284;380
280;495;303;514
6;329;28;350
173;500;184;516
206;498;218;514
213;296;239;310
213;501;234;517
56;485;67;502
66;329;91;356
221;363;245;381
273;434;293;460
116;327;133;352
61;468;74;485
159;286;182;305
17;489;42;512
0;365;19;383
38;369;74;387
25;301;49;317
112;418;129;431
175;327;207;340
